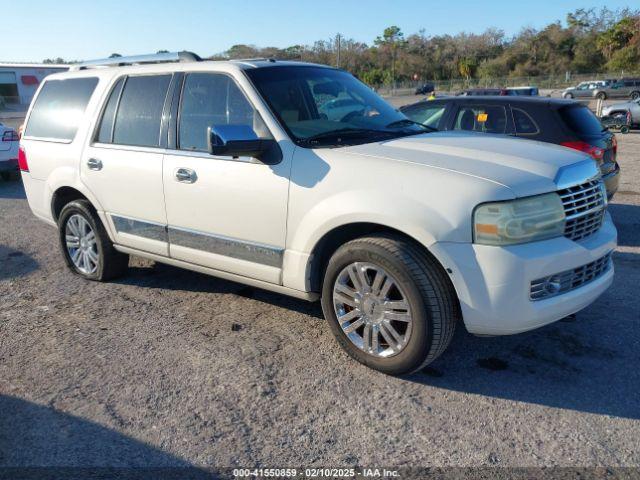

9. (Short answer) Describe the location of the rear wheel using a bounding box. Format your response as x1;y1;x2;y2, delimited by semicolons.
321;234;458;375
630;91;640;100
58;199;129;281
563;92;573;99
596;92;607;100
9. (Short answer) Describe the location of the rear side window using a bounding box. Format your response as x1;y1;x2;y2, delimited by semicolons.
559;106;604;136
454;105;507;134
512;108;539;135
112;75;171;147
25;77;99;141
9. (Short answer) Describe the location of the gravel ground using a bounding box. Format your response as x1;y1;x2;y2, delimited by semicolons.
1;133;639;473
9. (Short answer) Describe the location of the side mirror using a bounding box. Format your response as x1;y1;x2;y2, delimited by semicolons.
207;124;275;160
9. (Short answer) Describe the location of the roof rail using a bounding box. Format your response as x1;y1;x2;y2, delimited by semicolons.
70;51;202;70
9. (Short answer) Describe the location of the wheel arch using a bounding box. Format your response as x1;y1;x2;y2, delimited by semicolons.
51;186;90;221
306;222;453;294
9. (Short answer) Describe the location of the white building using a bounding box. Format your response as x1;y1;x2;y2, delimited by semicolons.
0;63;69;108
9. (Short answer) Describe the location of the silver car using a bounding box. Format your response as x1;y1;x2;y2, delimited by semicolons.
562;81;606;99
592;79;640;100
602;98;640;127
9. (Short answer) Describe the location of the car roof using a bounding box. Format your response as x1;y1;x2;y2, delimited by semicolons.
400;95;582;110
41;59;336;83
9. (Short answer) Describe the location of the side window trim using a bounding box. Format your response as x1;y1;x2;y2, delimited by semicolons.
109;77;127;143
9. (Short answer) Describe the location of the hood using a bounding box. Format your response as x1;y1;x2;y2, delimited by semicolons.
342;131;596;197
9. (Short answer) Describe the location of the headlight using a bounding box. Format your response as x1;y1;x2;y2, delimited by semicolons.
474;193;565;246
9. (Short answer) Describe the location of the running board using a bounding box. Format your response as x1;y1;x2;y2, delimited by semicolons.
113;244;319;302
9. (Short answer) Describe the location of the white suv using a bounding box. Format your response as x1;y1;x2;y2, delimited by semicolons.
19;52;616;374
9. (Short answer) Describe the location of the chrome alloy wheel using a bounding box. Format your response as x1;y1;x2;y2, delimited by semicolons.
65;214;99;275
333;262;413;358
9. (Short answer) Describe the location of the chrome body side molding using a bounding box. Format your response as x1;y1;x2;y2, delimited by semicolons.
168;226;283;268
110;214;283;268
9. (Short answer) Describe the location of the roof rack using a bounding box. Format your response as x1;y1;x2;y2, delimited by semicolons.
70;51;202;71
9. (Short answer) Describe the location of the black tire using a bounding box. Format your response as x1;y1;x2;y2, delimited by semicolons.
630;91;640;100
321;233;459;375
596;92;607;100
563;93;573;99
58;199;129;281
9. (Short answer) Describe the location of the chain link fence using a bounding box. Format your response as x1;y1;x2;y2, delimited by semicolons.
376;71;640;96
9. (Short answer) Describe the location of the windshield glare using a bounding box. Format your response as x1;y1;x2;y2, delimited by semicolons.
246;66;423;145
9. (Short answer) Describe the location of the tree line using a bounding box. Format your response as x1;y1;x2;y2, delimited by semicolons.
210;7;640;85
42;7;639;86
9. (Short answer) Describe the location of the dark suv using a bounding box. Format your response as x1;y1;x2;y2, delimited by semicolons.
400;96;620;198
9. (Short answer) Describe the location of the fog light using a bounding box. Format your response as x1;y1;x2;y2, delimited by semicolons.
542;276;562;295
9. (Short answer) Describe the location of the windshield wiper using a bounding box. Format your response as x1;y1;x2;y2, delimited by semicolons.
300;128;391;146
385;119;437;132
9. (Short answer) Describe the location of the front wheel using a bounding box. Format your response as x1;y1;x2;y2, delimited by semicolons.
321;234;459;375
596;92;607;100
563;93;573;99
58;199;129;281
630;91;640;100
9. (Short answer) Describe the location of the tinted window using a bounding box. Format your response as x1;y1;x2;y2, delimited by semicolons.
113;75;171;147
403;104;445;129
454;105;507;134
25;77;99;141
512;108;539;135
178;73;265;152
559;106;604;136
96;77;125;143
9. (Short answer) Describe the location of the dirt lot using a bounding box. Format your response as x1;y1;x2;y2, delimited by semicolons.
1;131;639;474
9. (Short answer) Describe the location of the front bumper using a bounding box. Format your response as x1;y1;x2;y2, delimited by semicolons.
431;212;617;335
0;158;18;173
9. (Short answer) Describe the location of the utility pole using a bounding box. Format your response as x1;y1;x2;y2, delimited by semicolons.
336;33;342;68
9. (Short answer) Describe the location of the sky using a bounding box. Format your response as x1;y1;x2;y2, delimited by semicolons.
3;0;635;63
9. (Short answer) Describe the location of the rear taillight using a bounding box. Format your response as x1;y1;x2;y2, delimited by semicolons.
18;146;29;172
2;130;19;142
561;140;604;161
612;135;618;156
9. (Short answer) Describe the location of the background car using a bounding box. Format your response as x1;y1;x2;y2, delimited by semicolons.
0;122;19;180
601;98;640;127
506;86;539;96
458;88;508;96
414;83;435;95
400;96;620;198
592;78;640;100
562;81;600;98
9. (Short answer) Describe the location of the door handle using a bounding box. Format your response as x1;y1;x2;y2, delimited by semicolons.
174;167;197;184
87;158;103;171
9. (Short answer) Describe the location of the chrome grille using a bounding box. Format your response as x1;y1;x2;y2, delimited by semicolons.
558;179;606;241
530;251;613;301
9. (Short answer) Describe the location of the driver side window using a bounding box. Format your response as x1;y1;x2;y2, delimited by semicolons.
178;73;269;152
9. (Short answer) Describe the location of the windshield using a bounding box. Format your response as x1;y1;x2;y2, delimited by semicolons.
245;66;427;147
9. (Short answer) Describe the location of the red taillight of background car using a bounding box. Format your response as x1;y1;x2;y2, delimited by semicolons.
612;135;617;156
561;140;604;161
2;130;19;142
18;146;29;172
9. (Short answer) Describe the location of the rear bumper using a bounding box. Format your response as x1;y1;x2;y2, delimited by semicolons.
0;158;18;172
431;213;617;335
